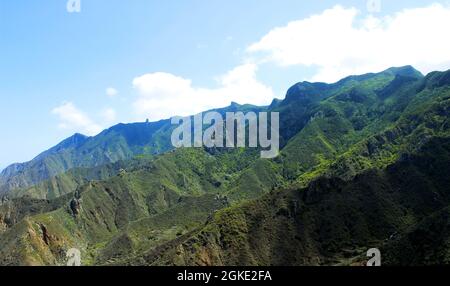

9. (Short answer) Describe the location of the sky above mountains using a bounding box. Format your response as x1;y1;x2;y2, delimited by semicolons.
1;0;449;169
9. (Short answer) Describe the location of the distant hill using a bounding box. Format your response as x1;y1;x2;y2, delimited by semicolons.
0;104;265;198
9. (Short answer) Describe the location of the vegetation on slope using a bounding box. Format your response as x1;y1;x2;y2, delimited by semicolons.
1;66;449;266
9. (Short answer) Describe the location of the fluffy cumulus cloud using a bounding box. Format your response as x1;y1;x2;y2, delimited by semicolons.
248;4;450;82
106;87;118;97
132;63;274;121
52;102;103;136
52;3;450;128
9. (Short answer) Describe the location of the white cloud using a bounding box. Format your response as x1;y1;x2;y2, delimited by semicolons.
248;4;450;82
106;87;118;97
52;102;102;136
132;63;275;121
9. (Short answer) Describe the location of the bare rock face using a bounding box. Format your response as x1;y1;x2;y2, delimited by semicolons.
69;198;82;217
38;223;51;245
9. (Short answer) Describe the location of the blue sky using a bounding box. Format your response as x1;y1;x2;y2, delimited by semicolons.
0;0;448;169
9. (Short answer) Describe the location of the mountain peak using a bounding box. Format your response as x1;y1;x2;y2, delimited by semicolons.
384;65;423;78
72;133;88;140
283;81;330;104
44;133;89;155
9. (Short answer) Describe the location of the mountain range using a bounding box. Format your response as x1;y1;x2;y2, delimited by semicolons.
1;66;449;266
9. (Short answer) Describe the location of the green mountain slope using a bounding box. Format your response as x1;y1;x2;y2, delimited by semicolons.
0;120;172;194
143;137;450;266
0;104;265;197
0;148;218;265
0;66;421;200
1;66;450;266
